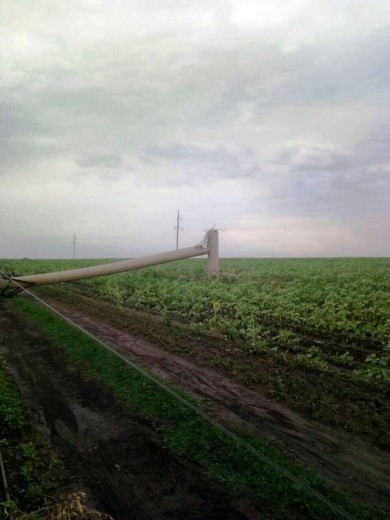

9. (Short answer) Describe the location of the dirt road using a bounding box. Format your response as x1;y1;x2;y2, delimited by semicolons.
34;295;390;511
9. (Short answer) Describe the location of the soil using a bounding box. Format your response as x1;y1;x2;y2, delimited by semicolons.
0;300;260;520
42;285;389;451
1;292;390;516
31;293;390;511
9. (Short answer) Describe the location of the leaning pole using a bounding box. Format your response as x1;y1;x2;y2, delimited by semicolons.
0;230;219;297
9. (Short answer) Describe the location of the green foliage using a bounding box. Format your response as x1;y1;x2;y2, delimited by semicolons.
329;351;355;367
0;357;63;517
296;347;329;372
2;257;390;443
2;257;389;352
354;347;390;385
0;357;26;428
12;297;382;520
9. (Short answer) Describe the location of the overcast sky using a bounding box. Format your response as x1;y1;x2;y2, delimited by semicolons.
1;0;389;258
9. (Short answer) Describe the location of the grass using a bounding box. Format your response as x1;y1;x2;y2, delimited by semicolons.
0;357;26;430
0;355;62;516
11;296;389;520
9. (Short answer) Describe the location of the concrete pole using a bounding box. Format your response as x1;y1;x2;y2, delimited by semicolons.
0;232;221;295
175;210;182;250
207;229;219;278
0;243;210;292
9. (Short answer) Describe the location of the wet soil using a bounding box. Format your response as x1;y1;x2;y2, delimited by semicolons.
41;285;389;451
0;301;260;520
27;293;390;512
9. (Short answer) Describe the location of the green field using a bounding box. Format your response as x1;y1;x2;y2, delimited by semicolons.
1;257;389;446
2;257;390;368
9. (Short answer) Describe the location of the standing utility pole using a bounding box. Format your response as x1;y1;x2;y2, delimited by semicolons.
175;210;183;250
73;233;77;259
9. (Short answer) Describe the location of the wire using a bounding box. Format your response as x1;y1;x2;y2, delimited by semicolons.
0;449;14;520
0;450;11;502
1;273;358;520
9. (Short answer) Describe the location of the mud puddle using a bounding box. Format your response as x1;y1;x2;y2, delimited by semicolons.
34;296;390;511
0;302;255;520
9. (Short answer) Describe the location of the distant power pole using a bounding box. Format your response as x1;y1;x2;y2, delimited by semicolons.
175;210;183;250
73;233;77;259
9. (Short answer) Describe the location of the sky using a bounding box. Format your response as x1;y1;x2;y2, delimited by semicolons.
1;0;390;258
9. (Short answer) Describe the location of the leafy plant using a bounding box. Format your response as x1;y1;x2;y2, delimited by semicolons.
355;352;390;385
329;351;355;367
0;357;26;428
296;347;329;372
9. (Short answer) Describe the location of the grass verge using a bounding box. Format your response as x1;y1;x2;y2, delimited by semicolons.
11;296;390;520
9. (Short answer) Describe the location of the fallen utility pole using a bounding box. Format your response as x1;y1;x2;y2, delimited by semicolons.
0;230;219;297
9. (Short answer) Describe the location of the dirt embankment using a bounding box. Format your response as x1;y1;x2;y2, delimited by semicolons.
0;301;257;520
30;294;390;512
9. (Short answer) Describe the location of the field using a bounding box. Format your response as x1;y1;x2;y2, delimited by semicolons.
2;258;390;438
3;258;390;394
1;257;389;519
4;257;390;347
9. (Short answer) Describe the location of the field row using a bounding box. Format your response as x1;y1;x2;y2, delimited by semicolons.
2;257;389;387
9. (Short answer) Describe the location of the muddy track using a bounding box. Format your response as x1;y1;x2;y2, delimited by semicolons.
0;301;258;520
26;295;390;512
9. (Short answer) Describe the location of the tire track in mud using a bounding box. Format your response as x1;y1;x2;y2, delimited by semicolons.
0;302;256;520
38;297;390;511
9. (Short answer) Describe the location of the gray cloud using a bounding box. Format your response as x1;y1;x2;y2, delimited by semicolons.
75;153;123;169
275;144;351;172
1;0;389;257
269;28;390;107
141;142;261;183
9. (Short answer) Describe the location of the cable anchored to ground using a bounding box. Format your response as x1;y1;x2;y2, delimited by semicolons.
0;272;358;520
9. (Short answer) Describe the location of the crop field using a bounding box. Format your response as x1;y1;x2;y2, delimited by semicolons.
3;257;389;377
2;257;389;443
1;256;390;519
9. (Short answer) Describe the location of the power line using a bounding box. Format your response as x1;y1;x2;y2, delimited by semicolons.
1;273;358;520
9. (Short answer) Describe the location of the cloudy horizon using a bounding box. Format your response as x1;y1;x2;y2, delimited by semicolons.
1;0;389;259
